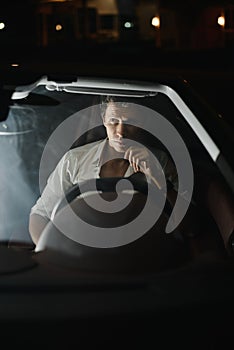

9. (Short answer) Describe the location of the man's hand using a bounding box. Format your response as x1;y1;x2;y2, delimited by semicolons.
124;146;150;172
124;146;162;189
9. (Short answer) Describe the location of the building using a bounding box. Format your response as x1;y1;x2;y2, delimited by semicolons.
1;0;233;51
159;0;234;50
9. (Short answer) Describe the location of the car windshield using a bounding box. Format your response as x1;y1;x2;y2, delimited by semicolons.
0;76;234;271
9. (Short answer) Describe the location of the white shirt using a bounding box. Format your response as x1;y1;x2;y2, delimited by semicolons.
30;139;177;219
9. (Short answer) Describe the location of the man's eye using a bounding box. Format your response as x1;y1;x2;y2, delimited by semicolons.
109;118;119;124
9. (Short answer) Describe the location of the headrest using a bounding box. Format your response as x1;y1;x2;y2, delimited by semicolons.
71;125;107;149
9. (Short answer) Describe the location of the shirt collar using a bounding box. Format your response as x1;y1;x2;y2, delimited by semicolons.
93;138;135;177
92;138;108;168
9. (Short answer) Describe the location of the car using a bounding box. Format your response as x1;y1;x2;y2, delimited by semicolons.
0;67;234;348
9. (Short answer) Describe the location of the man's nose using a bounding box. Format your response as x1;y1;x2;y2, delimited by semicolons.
116;122;126;137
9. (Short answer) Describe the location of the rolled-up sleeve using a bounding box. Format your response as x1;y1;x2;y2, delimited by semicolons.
30;152;73;219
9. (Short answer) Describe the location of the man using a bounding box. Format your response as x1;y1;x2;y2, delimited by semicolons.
29;96;179;244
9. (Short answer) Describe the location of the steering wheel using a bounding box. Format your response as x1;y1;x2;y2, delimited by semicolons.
35;172;186;274
52;172;172;220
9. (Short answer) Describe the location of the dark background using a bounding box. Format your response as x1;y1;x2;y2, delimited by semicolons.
1;0;234;128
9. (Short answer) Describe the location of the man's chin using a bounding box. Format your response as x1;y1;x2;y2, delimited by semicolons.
111;141;127;153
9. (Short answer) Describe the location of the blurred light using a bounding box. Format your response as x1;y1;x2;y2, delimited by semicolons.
55;24;63;31
124;21;133;29
0;22;5;30
11;63;19;67
151;16;160;28
217;15;225;27
40;0;72;2
98;0;118;15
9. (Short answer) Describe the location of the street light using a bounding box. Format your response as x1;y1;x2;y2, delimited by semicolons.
217;15;225;28
151;16;160;48
151;16;160;29
55;24;63;31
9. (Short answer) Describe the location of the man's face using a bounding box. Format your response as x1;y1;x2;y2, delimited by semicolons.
103;102;141;153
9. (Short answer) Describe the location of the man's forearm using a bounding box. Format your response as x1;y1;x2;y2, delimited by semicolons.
29;213;50;245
